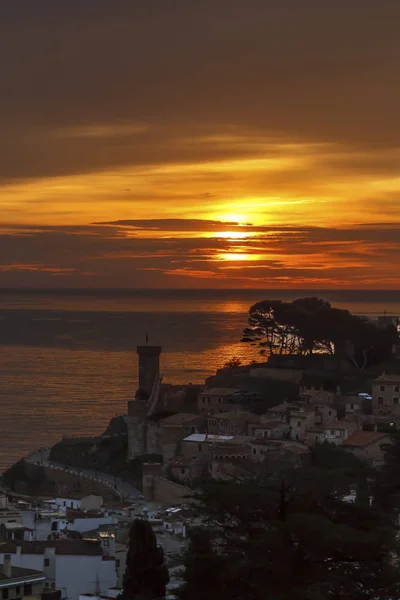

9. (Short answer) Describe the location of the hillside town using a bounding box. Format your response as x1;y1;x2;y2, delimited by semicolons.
1;311;400;600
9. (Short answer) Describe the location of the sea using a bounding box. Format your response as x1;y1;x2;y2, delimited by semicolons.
0;288;399;473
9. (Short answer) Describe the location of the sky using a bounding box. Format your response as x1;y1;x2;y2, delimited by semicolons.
1;1;400;289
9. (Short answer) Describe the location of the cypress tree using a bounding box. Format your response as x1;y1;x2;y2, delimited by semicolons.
123;519;169;600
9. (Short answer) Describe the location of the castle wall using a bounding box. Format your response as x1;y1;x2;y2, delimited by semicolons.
126;417;163;459
142;463;194;508
9;461;119;501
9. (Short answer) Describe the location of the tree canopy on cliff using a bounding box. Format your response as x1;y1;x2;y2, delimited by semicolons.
242;297;397;369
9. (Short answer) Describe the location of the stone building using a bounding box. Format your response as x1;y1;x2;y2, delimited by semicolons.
342;431;393;467
197;388;242;414
207;410;259;436
372;372;400;416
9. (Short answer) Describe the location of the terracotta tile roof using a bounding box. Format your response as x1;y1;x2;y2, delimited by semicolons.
0;540;103;556
343;431;390;447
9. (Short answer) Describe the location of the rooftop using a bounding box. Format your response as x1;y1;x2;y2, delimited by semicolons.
209;410;257;422
374;372;400;383
162;413;203;426
0;540;103;556
200;388;241;397
342;431;390;447
0;564;45;583
183;433;233;443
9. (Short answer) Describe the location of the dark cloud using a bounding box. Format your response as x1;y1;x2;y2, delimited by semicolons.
0;1;399;181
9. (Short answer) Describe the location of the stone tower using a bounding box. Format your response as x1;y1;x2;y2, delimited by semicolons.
137;345;162;397
127;345;163;459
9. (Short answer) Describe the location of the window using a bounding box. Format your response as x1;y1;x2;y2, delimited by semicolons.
350;404;354;409
23;585;32;597
380;385;385;392
181;468;186;474
331;430;335;435
2;589;9;600
218;398;221;403
15;588;20;596
252;447;256;455
328;411;332;416
198;444;202;452
63;501;66;506
219;420;223;427
116;560;120;568
297;421;301;427
394;397;399;405
395;386;399;393
378;397;384;405
44;558;50;566
315;436;318;442
51;584;55;590
44;583;49;588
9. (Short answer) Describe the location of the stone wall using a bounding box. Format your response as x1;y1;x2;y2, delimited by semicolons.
142;463;194;508
4;460;119;501
126;417;163;459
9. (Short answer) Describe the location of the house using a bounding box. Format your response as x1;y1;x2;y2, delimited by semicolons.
250;440;311;467
207;410;259;436
266;402;297;422
197;388;242;414
0;555;45;599
249;420;290;439
289;408;315;441
344;397;362;416
342;431;393;467
168;456;206;483
181;433;251;460
80;496;104;513
290;405;338;442
0;540;116;600
372;373;400;416
160;413;206;461
305;420;358;446
66;510;116;534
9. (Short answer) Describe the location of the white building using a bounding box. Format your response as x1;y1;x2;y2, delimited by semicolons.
0;555;45;599
0;540;116;600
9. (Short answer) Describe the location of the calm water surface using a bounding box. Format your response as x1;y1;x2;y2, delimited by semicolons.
0;289;399;471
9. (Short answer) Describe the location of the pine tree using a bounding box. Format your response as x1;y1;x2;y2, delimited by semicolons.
123;519;169;600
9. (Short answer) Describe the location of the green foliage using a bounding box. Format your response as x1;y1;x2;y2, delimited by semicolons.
123;519;169;600
243;297;397;369
180;445;400;600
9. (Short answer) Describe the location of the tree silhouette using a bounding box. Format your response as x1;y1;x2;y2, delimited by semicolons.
223;357;242;369
122;519;169;600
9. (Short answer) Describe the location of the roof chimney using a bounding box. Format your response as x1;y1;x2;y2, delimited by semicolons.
3;555;12;579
